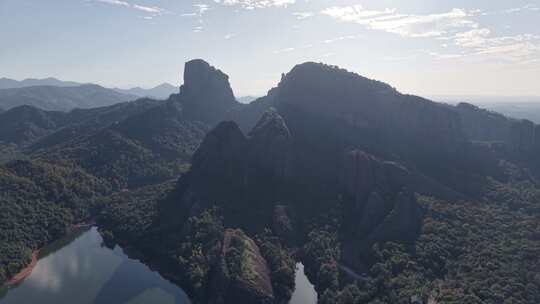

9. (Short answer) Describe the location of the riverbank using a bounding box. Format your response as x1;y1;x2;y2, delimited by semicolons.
5;251;39;287
3;220;94;288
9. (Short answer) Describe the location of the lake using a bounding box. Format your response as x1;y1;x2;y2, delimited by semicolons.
0;227;317;304
0;227;190;304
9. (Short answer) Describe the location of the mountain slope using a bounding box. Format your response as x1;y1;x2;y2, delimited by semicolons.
0;105;70;145
33;60;241;189
114;83;178;99
0;77;82;89
0;84;137;111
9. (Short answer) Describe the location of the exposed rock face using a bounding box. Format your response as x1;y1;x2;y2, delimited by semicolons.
179;59;238;124
209;229;274;304
367;191;423;244
536;125;540;151
233;62;472;194
342;150;463;205
271;62;466;161
510;119;536;152
182;59;235;101
341;150;425;244
174;121;248;221
174;110;293;231
247;108;293;180
455;102;539;153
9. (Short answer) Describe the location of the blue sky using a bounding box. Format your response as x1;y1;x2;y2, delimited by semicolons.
1;0;539;97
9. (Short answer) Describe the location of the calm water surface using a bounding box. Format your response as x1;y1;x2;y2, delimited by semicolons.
0;227;317;304
0;227;190;304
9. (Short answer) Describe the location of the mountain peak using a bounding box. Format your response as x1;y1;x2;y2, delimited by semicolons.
278;61;395;94
181;59;234;99
249;108;291;140
178;59;238;124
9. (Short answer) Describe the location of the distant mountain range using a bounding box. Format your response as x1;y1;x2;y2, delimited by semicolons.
113;83;178;100
0;77;82;89
237;95;259;104
0;77;178;110
0;84;138;112
432;95;540;123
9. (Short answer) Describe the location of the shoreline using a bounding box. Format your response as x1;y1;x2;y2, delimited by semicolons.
3;219;95;288
5;251;39;287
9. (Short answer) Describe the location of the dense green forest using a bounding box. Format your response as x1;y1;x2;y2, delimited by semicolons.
0;160;110;285
2;59;540;304
295;175;540;304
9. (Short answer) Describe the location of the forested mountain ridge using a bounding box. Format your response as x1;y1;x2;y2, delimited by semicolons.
2;60;540;304
29;59;241;189
114;83;178;99
0;77;177;102
0;84;138;112
0;77;82;89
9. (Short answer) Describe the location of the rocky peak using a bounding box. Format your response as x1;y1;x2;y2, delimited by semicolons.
190;121;247;175
180;59;235;102
249;108;291;140
177;59;238;124
274;62;396;113
248;109;293;179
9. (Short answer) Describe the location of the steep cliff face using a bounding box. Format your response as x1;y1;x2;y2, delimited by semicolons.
341;150;425;244
261;62;465;160
179;59;240;124
247;109;293;180
455;102;539;153
234;62;470;194
173;110;294;231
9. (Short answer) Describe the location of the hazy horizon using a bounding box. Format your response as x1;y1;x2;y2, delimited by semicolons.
1;0;539;97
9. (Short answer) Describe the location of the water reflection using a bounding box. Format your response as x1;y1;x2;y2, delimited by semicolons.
1;228;318;304
289;263;317;304
0;227;190;304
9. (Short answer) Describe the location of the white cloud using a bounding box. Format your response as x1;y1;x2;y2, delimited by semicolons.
454;28;491;48
132;4;162;14
456;31;540;63
321;5;480;38
322;35;358;44
214;0;296;10
273;47;295;54
194;4;210;15
293;12;314;20
502;4;540;14
224;33;237;39
95;0;130;7
93;0;164;16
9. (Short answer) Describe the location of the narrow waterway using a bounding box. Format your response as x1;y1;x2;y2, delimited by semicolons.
290;263;317;304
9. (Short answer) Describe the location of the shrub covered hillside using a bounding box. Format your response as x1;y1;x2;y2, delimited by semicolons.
303;176;540;304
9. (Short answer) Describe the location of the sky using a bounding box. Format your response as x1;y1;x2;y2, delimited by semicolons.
1;0;539;97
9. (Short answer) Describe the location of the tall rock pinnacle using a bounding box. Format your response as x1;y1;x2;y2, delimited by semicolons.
179;59;238;124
